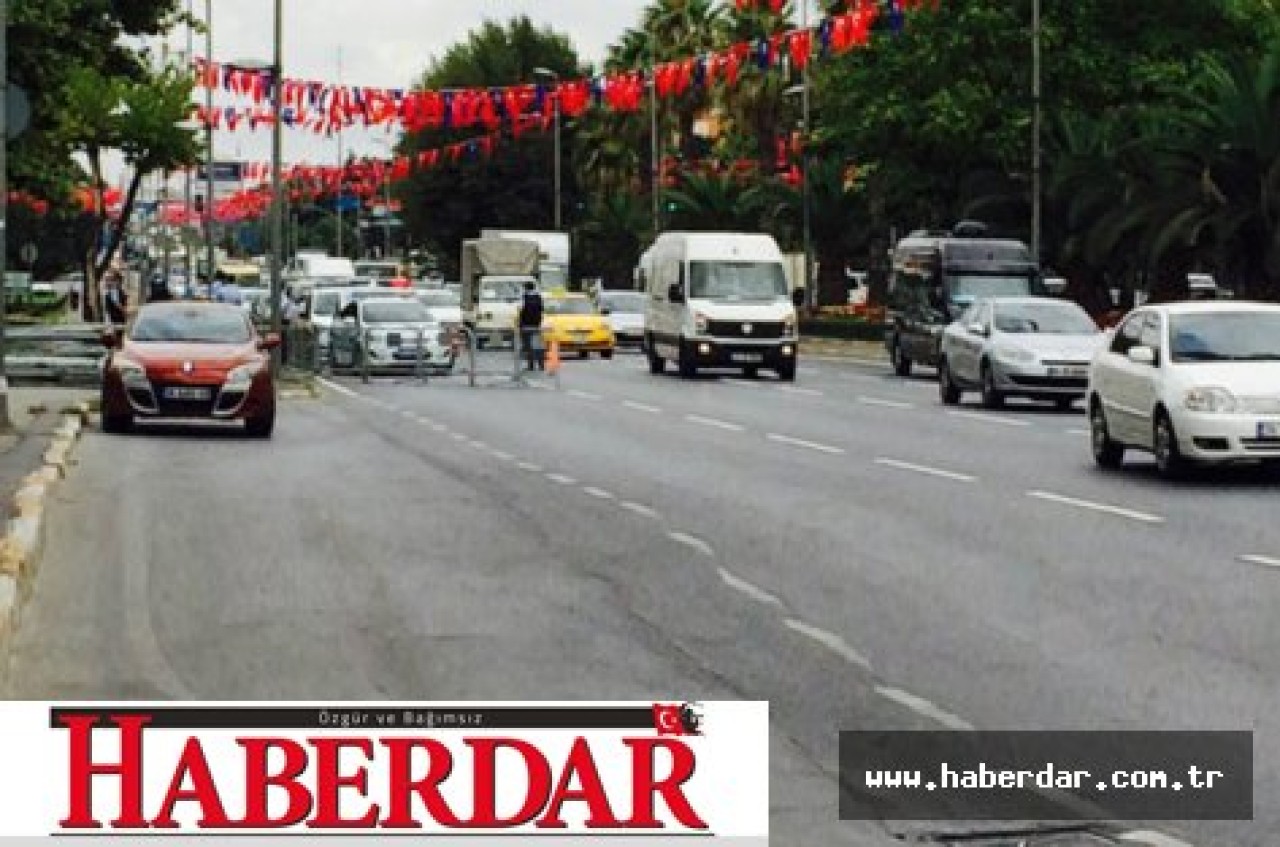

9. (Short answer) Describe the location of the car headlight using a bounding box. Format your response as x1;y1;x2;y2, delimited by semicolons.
995;345;1036;363
1184;386;1237;413
112;358;149;387
224;361;263;390
693;312;709;334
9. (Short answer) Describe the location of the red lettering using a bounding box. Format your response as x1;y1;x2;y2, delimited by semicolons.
537;737;621;829
624;738;706;829
59;714;151;829
150;737;232;829
308;738;379;828
238;737;312;827
466;738;551;827
380;738;460;828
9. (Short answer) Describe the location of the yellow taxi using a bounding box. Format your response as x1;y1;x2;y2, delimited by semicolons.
542;293;615;359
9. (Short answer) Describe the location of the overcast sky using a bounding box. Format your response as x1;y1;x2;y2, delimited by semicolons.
149;0;656;179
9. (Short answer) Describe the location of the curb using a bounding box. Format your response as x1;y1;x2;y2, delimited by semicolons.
0;401;90;648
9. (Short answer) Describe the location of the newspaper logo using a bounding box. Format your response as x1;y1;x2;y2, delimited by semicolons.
653;703;703;737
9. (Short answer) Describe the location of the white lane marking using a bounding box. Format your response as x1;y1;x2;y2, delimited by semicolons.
415;415;435;425
1118;831;1197;847
1027;490;1165;524
778;385;823;397
546;473;577;485
400;410;416;419
451;433;467;441
1240;554;1280;570
686;414;745;433
568;389;602;401
858;395;913;409
718;568;785;609
623;400;663;414
469;440;489;450
875;457;976;483
947;410;1031;427
316;377;358;398
725;379;764;389
490;451;514;462
620;501;660;520
784;619;873;671
668;531;715;558
517;462;543;473
582;486;616;500
1066;428;1090;436
874;685;975;731
766;433;845;455
430;423;448;432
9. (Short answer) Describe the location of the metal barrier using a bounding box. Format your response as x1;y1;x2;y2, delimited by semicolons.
459;324;559;389
2;323;109;387
325;323;460;385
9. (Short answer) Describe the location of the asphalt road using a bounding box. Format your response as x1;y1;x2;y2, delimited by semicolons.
4;351;1278;846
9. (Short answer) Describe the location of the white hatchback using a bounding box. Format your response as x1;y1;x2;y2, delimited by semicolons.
1087;301;1280;476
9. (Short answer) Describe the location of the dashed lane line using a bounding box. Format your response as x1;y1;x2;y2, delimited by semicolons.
1027;490;1165;525
517;462;543;473
783;619;873;671
1239;554;1280;570
316;377;358;398
875;457;976;483
874;685;975;731
620;501;660;520
668;531;715;558
718;568;785;609
857;395;914;410
490;450;515;462
1117;830;1197;847
777;385;823;397
622;400;663;414
546;473;577;485
765;433;845;455
450;433;466;441
947;409;1031;427
1066;428;1090;436
686;414;746;433
582;486;616;500
567;389;603;401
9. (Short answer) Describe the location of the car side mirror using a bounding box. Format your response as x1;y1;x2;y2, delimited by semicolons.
1127;345;1156;365
792;288;806;309
258;333;281;350
667;283;686;304
968;322;988;337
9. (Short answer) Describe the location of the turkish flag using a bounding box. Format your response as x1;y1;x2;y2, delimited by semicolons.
653;704;688;736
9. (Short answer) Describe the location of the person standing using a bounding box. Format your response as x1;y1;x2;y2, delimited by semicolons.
517;281;545;371
104;272;129;325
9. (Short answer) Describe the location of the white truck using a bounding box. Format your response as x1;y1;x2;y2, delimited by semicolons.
480;229;570;290
641;232;803;381
460;238;541;348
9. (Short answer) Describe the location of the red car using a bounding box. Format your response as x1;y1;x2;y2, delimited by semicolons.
101;302;279;437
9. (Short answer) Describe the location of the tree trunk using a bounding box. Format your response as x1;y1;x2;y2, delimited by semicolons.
815;248;846;307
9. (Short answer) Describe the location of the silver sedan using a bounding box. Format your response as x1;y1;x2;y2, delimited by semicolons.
938;296;1104;409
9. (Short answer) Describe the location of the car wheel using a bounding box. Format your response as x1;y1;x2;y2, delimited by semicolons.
677;340;698;380
938;357;961;405
980;361;1004;409
601;349;614;360
891;338;912;377
1090;401;1125;469
776;361;797;382
743;365;759;379
245;410;275;438
1153;410;1187;479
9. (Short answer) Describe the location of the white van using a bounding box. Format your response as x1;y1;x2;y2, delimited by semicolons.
642;232;802;380
287;254;357;287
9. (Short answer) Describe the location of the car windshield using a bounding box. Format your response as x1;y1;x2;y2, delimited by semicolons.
689;261;788;300
418;291;461;308
948;274;1034;305
362;301;431;324
993;301;1097;335
355;264;398;279
481;280;525;302
599;292;646;313
130;308;251;344
1169;311;1280;362
546;299;596;316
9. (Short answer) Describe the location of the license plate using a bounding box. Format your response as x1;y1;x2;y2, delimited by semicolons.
1049;366;1088;378
573;332;589;341
731;353;764;364
164;387;210;401
1258;421;1280;438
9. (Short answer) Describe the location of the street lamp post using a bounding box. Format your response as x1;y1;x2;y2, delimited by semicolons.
268;0;284;370
0;0;11;430
534;68;562;231
784;81;813;313
1031;0;1042;263
649;34;661;234
204;0;215;293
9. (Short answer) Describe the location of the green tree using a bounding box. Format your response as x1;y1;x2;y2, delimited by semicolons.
574;193;652;289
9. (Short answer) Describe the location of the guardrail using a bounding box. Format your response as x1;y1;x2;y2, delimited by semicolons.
2;323;108;387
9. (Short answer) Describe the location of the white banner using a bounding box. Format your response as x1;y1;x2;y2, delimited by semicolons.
0;702;768;843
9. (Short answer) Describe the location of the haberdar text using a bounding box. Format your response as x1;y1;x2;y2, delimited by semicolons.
55;715;709;833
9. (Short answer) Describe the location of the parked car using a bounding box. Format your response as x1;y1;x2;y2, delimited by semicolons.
1087;301;1280;477
330;297;456;374
542;294;615;359
100;302;278;437
597;290;647;349
938;296;1104;409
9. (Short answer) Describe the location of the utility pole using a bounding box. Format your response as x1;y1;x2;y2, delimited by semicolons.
184;0;194;294
800;0;814;311
204;0;216;291
268;0;284;370
335;47;344;258
534;68;562;231
0;0;12;430
1031;0;1042;263
649;33;661;234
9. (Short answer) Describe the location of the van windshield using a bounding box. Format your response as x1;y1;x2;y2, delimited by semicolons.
689;261;788;301
481;280;525;302
948;274;1035;306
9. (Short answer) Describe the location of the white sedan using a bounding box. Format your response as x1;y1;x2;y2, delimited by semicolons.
1087;301;1280;477
938;296;1104;409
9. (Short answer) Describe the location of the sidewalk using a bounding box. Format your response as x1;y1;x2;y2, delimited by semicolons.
0;388;96;523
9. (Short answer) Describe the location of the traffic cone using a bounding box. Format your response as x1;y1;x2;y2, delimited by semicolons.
546;336;560;375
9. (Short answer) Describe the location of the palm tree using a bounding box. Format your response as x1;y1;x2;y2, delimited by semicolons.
575;192;653;288
664;171;764;231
